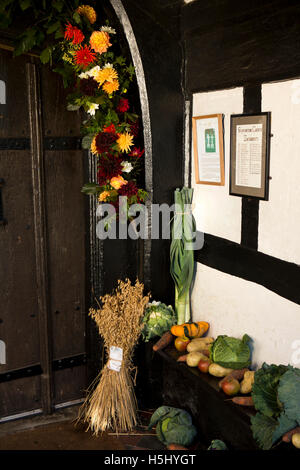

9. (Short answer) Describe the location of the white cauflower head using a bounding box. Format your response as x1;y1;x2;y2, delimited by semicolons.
149;300;161;307
87;103;99;116
121;161;133;173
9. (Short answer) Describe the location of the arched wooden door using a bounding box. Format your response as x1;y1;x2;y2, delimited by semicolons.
0;47;88;421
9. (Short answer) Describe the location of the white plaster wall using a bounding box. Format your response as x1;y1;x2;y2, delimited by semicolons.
260;79;300;264
192;88;243;243
192;264;300;368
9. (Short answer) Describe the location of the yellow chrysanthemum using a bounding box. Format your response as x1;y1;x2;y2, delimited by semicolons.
102;79;119;95
94;66;118;85
110;175;128;190
98;190;111;202
89;31;111;54
90;136;98;155
76;5;97;24
117;132;134;153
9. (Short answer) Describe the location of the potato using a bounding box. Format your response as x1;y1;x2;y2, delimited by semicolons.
240;370;255;394
292;433;300;449
186;351;208;367
208;363;234;377
187;342;209;353
190;337;214;345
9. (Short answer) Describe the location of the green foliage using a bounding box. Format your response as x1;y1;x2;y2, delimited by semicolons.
209;334;251;370
141;302;176;342
251;363;300;449
207;440;228;450
252;363;289;417
148;406;197;447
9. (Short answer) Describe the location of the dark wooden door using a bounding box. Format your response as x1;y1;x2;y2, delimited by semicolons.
0;48;88;421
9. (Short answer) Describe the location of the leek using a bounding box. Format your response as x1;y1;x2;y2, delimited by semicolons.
170;187;196;324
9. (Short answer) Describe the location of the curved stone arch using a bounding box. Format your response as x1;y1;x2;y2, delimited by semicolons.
109;0;153;288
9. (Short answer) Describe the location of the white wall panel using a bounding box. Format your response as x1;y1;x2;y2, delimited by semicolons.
192;88;243;243
192;264;300;368
260;80;300;264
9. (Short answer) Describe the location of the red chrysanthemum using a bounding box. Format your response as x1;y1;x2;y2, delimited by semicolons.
95;132;118;154
97;155;123;186
74;45;96;69
129;120;139;138
103;124;116;134
64;23;85;45
117;98;129;113
79;77;98;96
118;180;138;197
129;147;145;159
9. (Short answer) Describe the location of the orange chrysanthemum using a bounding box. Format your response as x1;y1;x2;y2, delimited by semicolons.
110;175;128;190
89;31;111;54
102;79;119;95
90;136;98;155
116;132;134;153
76;5;97;24
94;66;118;85
74;45;96;69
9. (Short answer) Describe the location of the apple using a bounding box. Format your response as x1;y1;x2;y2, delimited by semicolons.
198;359;212;373
174;336;190;352
221;377;240;396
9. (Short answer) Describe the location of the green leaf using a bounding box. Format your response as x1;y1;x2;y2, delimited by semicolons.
81;135;93;149
67;103;80;112
46;21;61;35
73;11;81;24
81;183;101;195
19;0;31;11
251;411;297;450
40;47;51;64
251;413;278;450
278;369;300;423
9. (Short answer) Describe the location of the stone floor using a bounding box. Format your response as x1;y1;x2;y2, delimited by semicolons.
0;406;166;451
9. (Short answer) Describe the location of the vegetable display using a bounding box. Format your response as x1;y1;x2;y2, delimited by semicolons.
148;406;197;447
251;363;300;449
142;301;176;342
170;187;196;324
209;334;251;370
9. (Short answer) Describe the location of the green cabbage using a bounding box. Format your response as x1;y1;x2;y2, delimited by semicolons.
141;301;176;342
148;406;197;446
250;363;300;449
209;334;251;369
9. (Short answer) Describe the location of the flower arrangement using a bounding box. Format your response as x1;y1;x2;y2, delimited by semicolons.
0;2;147;215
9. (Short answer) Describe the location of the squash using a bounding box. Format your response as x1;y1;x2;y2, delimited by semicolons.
208;363;234;377
171;321;209;339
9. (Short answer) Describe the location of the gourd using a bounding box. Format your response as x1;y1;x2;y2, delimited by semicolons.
240;370;255;394
208;363;234;377
171;321;209;339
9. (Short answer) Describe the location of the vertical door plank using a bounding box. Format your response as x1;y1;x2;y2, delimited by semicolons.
26;62;53;414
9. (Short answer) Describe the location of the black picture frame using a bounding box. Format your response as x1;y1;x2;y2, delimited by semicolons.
229;112;271;200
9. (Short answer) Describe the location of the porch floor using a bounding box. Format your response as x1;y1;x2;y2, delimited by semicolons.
0;406;165;451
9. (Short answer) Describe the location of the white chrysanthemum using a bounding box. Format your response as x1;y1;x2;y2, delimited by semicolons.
86;65;101;78
121;161;133;173
101;26;116;34
87;103;99;116
79;71;89;79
